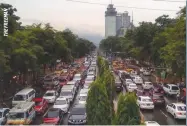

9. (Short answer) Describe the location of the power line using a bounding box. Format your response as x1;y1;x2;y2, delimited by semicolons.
153;0;186;3
65;0;179;11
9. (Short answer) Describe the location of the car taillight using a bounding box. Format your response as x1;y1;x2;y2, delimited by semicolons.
177;112;182;115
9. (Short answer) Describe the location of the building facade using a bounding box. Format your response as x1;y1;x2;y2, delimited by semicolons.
105;4;132;38
105;4;117;38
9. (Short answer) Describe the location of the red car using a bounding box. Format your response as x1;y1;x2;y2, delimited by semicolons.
33;98;48;115
59;77;68;87
43;108;63;125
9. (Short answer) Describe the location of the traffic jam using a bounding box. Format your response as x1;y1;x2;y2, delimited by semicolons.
111;58;186;125
0;53;97;125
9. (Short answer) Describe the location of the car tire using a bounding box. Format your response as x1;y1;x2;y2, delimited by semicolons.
174;114;177;119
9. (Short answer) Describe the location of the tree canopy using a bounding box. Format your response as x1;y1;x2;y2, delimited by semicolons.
99;6;186;79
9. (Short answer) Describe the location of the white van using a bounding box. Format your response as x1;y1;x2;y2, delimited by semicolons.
7;102;36;125
12;88;35;107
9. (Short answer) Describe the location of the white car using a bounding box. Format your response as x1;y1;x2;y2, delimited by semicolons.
131;70;137;75
145;121;160;126
80;89;89;95
87;71;95;76
127;83;138;92
139;67;145;73
43;90;58;103
79;93;87;104
0;108;9;125
53;97;69;113
133;76;143;84
125;79;133;86
73;74;82;81
166;103;186;119
84;81;92;89
137;96;154;110
85;75;95;81
143;70;151;76
60;90;74;102
142;81;153;90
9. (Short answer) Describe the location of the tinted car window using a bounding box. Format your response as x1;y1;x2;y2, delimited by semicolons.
177;106;186;111
153;95;164;99
71;107;86;115
171;86;179;90
45;109;59;118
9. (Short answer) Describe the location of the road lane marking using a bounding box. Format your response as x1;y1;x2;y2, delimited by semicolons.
160;109;168;118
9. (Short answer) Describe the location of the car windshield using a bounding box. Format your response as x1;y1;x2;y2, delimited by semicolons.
153;95;164;99
130;85;137;87
9;113;24;119
177;106;186;111
45;110;59;118
126;80;132;82
59;79;66;82
35;101;43;106
45;92;54;96
142;98;152;102
86;78;93;81
55;100;67;105
13;95;26;101
80;96;87;101
61;92;72;96
71;107;86;115
44;79;52;82
172;86;179;90
0;112;2;118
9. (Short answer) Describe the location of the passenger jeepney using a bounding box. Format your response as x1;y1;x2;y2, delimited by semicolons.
6;102;36;125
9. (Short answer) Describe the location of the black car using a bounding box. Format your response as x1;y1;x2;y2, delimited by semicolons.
151;94;165;106
68;104;87;125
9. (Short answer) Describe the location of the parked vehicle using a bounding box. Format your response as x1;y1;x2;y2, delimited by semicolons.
33;98;48;115
163;84;180;96
68;104;87;125
115;79;123;92
145;121;160;126
166;103;186;119
137;96;154;110
133;76;143;84
43;90;58;103
43;76;59;89
0;108;9;125
12;88;36;107
127;83;138;92
43;108;63;125
142;81;153;90
53;97;69;113
151;94;165;106
7;102;36;125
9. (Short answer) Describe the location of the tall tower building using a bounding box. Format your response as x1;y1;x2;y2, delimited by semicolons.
105;4;117;38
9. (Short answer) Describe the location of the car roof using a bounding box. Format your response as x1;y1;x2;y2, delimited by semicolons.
74;104;85;108
15;88;35;95
139;96;151;99
67;81;76;84
129;83;136;86
74;74;81;76
0;108;9;112
10;102;35;113
56;97;67;101
79;93;87;96
172;103;186;106
167;84;178;86
46;90;56;93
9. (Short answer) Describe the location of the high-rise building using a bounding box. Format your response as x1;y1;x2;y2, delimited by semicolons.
105;4;117;38
105;4;132;38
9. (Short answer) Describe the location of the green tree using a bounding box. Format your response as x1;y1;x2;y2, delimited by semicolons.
86;80;111;125
115;93;141;125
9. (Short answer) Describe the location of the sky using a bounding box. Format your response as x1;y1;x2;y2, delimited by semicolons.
1;0;186;44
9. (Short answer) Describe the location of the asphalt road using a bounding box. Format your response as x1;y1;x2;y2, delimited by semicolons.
140;74;186;125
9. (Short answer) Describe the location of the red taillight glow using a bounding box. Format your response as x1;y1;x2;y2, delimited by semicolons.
177;112;182;115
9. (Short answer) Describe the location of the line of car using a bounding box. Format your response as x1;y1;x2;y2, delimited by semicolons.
111;59;186;122
0;52;98;125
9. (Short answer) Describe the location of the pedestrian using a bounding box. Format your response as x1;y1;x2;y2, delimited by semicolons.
176;92;180;102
